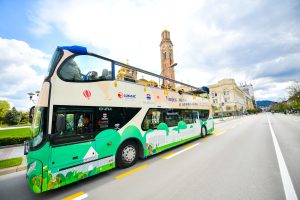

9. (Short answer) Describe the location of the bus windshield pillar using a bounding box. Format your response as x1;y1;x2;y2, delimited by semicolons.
111;61;115;80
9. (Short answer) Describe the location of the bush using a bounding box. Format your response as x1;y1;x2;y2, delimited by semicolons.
4;107;20;125
0;137;30;146
0;157;23;169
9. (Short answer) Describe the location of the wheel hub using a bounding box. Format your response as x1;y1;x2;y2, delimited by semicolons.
122;145;136;163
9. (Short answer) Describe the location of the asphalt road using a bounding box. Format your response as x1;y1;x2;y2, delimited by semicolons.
0;113;299;200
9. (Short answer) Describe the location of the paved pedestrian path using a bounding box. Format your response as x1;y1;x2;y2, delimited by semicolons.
0;145;24;160
0;126;30;130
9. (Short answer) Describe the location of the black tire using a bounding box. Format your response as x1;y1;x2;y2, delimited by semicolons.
201;126;207;138
116;140;138;168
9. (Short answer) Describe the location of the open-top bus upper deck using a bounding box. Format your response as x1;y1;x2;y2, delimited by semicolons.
26;46;213;193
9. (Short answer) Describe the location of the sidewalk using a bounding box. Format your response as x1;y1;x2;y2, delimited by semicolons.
214;116;234;124
0;145;24;160
0;145;26;176
0;126;30;130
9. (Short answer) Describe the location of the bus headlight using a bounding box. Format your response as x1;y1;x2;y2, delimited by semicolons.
27;161;36;176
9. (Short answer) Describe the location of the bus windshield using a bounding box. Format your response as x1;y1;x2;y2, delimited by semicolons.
29;107;44;148
58;55;113;82
47;48;63;78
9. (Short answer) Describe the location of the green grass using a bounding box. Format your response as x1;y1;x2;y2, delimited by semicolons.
0;157;23;169
0;128;31;139
0;123;30;128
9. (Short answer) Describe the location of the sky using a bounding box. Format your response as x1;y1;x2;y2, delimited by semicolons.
0;0;300;110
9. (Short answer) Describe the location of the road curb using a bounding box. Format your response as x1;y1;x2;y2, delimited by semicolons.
0;143;24;149
0;165;26;176
0;157;27;176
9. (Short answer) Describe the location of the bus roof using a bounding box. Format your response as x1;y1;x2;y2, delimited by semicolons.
58;46;88;55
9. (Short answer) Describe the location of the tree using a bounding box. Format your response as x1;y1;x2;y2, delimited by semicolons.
0;100;10;125
20;112;29;124
4;107;21;125
287;80;300;97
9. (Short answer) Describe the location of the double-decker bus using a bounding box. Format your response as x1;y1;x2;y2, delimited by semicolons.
25;46;214;193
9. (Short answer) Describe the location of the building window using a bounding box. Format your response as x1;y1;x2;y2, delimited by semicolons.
169;53;172;61
224;89;229;95
213;99;218;104
164;52;167;60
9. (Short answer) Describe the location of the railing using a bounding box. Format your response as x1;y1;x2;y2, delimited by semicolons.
90;53;207;95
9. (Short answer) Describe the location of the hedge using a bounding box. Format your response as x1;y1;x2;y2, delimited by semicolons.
0;137;30;146
0;157;23;169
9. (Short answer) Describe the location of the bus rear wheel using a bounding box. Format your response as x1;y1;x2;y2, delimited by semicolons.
116;140;138;168
201;126;207;138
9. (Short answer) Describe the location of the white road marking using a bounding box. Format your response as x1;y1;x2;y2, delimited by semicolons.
165;143;199;159
73;193;88;200
267;116;298;200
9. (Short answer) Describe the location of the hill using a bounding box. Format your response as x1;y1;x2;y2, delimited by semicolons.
256;100;273;107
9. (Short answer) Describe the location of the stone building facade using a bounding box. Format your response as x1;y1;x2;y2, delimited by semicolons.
209;79;255;116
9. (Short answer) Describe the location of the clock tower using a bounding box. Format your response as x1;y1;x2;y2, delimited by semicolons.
160;29;175;88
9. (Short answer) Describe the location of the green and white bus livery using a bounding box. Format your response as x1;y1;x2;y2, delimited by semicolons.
25;46;214;193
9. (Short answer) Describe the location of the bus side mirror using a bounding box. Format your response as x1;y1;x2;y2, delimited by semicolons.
29;106;35;124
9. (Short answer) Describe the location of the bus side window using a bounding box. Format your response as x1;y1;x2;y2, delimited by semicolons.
199;110;209;121
97;107;141;132
56;114;65;134
192;112;199;123
165;109;179;127
180;110;193;124
65;114;75;132
142;109;162;130
80;114;94;134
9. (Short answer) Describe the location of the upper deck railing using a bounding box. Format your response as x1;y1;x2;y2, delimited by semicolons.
54;46;208;95
90;53;208;95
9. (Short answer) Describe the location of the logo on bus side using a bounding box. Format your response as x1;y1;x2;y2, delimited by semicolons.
83;90;92;100
146;94;151;100
118;92;124;98
118;92;136;99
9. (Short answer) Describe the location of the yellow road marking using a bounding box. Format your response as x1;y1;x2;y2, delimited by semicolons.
212;129;222;134
203;137;209;141
162;152;175;159
164;143;200;159
62;191;86;200
115;164;149;179
184;144;196;149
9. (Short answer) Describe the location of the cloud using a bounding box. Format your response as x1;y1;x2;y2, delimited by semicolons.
253;78;292;101
0;37;51;110
27;0;300;101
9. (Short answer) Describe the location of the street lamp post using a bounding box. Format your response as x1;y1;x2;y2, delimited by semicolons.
27;91;40;104
160;62;178;87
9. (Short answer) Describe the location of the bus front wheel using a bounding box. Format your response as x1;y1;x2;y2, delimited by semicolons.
116;140;138;168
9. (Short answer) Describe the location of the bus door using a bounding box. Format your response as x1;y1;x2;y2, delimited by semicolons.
191;111;201;131
50;111;97;172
